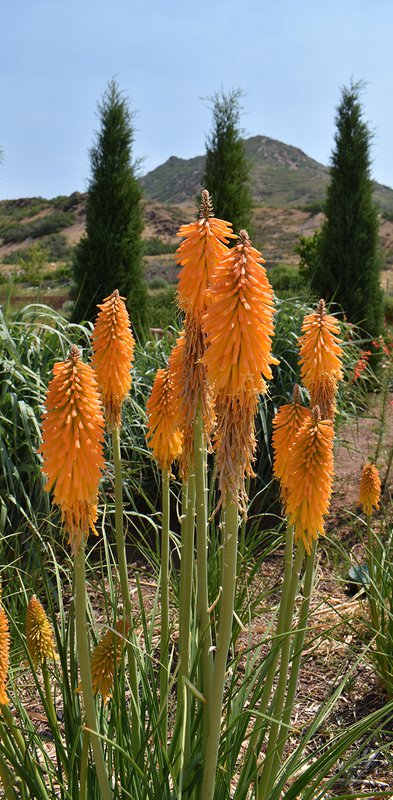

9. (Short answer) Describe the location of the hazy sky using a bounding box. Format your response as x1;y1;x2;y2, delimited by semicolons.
1;0;392;199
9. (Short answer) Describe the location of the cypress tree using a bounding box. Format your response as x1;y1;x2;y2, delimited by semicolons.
203;89;252;235
72;80;147;333
311;81;383;338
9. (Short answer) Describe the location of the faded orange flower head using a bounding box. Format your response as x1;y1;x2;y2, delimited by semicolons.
272;390;312;492
146;367;183;472
26;595;57;669
298;300;343;418
202;230;278;397
359;463;381;516
285;407;334;554
0;604;10;708
213;385;259;513
91;620;129;702
176;189;234;318
40;345;105;554
92;290;135;429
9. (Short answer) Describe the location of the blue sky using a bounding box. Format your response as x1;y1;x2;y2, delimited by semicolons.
1;0;392;199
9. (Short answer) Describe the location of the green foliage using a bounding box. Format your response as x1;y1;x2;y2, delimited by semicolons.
0;211;75;243
267;263;309;294
71;79;147;333
145;285;178;330
203;88;252;234
142;236;177;256
19;242;49;283
311;81;383;338
294;229;322;280
383;292;393;324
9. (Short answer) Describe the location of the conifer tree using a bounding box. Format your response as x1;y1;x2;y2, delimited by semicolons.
203;89;252;235
311;81;383;337
72;80;147;332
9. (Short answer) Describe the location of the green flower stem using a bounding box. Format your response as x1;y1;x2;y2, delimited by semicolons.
194;415;213;719
236;524;295;795
160;468;170;747
80;729;89;800
0;705;50;799
257;542;305;800
265;544;316;797
366;517;389;684
200;498;239;800
177;475;196;736
74;545;113;800
111;426;140;757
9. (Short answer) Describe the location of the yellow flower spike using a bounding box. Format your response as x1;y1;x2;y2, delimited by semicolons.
26;595;57;669
272;387;312;493
359;463;381;516
176;189;235;318
0;604;10;708
285;406;335;554
146;367;183;472
91;289;135;430
91;620;129;702
298;299;343;419
202;229;278;397
40;345;105;554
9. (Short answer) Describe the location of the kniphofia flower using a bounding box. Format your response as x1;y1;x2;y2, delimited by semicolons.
91;620;129;702
146;367;183;472
202;230;278;397
359;463;381;516
298;299;343;419
168;321;215;476
285;407;334;554
92;289;135;429
176;189;234;318
26;595;57;668
0;604;10;707
272;387;311;493
40;345;105;554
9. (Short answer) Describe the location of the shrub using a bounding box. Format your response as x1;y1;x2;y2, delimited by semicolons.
142;236;177;256
383;292;393;324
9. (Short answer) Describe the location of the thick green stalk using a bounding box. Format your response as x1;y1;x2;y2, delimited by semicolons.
200;498;239;800
111;426;140;757
177;474;196;756
160;469;170;746
236;524;294;795
42;659;59;733
265;545;316;795
257;543;305;800
74;546;113;800
194;416;213;709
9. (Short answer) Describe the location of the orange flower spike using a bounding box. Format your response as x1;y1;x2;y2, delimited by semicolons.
176;189;235;318
26;595;57;669
40;345;105;554
0;604;10;708
92;290;135;429
202;230;278;397
359;463;381;516
146;367;183;472
298;299;343;389
91;620;129;702
285;407;335;555
272;387;312;491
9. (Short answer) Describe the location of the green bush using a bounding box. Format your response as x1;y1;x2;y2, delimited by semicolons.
267;263;308;294
146;285;179;330
0;211;75;244
142;236;177;256
383;292;393;324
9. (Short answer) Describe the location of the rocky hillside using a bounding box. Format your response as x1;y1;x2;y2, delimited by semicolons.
140;134;393;213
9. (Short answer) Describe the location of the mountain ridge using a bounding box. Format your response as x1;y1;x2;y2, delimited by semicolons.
140;134;393;212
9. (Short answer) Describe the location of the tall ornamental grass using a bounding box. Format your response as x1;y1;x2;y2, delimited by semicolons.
0;193;392;798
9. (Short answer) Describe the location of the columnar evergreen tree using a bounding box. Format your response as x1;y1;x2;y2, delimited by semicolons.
203;89;252;235
72;80;147;332
311;81;383;338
